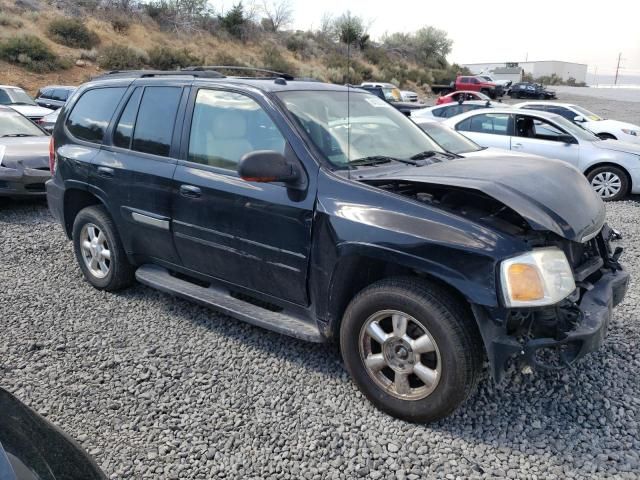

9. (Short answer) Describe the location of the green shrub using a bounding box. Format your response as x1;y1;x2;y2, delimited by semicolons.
110;15;131;34
48;18;100;49
147;46;199;70
261;46;295;76
0;13;24;28
210;52;246;67
0;35;69;72
98;44;147;70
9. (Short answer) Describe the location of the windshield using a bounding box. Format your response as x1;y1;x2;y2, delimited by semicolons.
0;88;36;106
418;122;482;154
550;114;601;141
0;110;46;137
571;105;602;121
277;90;444;167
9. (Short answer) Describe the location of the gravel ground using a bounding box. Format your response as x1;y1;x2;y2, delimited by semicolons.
2;90;640;480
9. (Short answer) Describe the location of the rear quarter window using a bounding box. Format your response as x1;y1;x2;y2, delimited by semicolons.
66;87;127;144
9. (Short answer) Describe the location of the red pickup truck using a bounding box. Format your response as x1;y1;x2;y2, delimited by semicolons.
454;76;502;98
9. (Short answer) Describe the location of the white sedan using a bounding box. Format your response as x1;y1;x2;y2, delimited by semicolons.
443;107;640;201
513;101;640;144
411;100;505;122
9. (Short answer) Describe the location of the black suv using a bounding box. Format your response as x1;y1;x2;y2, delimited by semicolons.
46;68;628;422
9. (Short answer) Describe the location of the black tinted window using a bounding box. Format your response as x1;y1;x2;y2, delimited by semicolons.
0;90;11;105
132;87;181;157
66;87;126;143
39;88;52;99
114;88;142;149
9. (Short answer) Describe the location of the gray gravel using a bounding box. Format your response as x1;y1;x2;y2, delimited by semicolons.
2;89;640;480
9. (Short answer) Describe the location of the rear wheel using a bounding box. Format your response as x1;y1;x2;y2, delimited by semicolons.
587;165;629;201
72;205;134;291
340;277;483;423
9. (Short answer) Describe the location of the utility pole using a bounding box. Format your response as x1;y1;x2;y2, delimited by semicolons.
614;52;622;85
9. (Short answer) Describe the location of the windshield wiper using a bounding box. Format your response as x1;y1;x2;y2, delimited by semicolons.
411;150;460;160
2;133;36;137
350;155;418;167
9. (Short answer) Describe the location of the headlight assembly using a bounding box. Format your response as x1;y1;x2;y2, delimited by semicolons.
500;247;576;307
621;129;638;136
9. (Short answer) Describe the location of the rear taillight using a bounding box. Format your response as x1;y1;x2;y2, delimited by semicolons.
49;136;56;174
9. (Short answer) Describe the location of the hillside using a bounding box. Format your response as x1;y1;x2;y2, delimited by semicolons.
0;0;463;96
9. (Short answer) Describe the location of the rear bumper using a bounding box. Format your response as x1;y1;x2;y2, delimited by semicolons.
473;266;629;382
45;178;65;225
0;166;50;197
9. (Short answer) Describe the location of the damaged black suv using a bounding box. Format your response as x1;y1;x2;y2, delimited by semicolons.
46;68;629;423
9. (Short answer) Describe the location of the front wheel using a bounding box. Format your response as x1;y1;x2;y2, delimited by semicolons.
340;277;483;423
72;205;135;291
587;165;629;201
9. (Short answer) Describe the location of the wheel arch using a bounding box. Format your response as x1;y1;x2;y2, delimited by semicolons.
62;188;105;238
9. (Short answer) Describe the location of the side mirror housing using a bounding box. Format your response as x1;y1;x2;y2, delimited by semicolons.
574;115;585;123
238;150;303;188
559;134;576;144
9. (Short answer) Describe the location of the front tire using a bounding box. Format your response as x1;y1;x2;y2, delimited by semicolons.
587;165;629;201
72;205;134;291
340;277;483;423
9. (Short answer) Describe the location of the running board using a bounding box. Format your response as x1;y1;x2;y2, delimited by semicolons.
135;264;324;343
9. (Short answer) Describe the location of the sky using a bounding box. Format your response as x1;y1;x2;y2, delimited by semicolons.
277;0;640;77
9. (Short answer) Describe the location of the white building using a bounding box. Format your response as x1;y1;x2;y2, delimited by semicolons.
462;61;588;83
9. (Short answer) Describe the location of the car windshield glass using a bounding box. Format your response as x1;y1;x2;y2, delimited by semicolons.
277;90;444;168
419;122;482;154
549;114;600;141
0;110;45;136
571;105;602;121
7;88;36;105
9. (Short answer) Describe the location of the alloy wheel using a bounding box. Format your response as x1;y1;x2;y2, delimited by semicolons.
80;223;111;279
359;310;442;401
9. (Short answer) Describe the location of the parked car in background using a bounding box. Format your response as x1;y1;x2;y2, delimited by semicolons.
35;85;76;110
454;76;503;99
509;82;556;99
400;90;419;102
514;101;640;143
37;108;61;133
48;69;628;423
358;85;425;116
0;85;52;122
0;388;106;480
360;82;402;101
444;107;640;200
0;106;51;198
476;74;512;93
411;100;504;121
415;117;544;160
436;90;492;105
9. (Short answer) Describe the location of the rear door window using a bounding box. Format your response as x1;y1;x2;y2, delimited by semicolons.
66;87;127;144
113;88;143;149
131;87;182;157
457;113;512;136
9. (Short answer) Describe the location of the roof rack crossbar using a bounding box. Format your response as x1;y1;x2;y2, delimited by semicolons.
182;66;295;81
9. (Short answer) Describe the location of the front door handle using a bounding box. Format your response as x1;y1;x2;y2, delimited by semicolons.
97;166;115;178
180;185;202;198
512;143;523;149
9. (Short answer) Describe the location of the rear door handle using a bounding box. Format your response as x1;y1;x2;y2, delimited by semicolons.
180;185;202;198
97;166;115;178
512;143;523;149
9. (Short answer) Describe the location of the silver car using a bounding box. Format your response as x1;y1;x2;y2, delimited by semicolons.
443;107;640;201
411;100;507;122
0;106;51;198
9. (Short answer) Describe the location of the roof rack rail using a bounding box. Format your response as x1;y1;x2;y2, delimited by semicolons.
95;70;225;79
181;66;295;81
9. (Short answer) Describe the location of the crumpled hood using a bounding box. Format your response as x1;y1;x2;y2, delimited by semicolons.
593;138;640;154
0;137;50;169
360;156;605;242
8;104;53;118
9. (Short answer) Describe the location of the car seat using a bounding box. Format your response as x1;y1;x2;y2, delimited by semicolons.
516;116;535;138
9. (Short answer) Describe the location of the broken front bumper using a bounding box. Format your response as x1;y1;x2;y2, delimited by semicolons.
0;165;51;197
473;266;629;382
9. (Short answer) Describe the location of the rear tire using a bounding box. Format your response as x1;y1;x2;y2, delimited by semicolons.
72;205;134;291
586;165;629;201
340;277;483;423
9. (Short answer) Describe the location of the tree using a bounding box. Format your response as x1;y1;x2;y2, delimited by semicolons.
218;2;247;38
382;26;452;68
333;11;365;46
261;0;293;32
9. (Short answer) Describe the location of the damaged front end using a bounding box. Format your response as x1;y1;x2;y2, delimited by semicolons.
358;157;629;381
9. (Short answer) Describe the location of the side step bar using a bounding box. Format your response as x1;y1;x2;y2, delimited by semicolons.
135;264;325;343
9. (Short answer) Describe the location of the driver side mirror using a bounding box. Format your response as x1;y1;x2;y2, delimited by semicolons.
238;150;304;189
559;134;576;144
574;115;586;123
